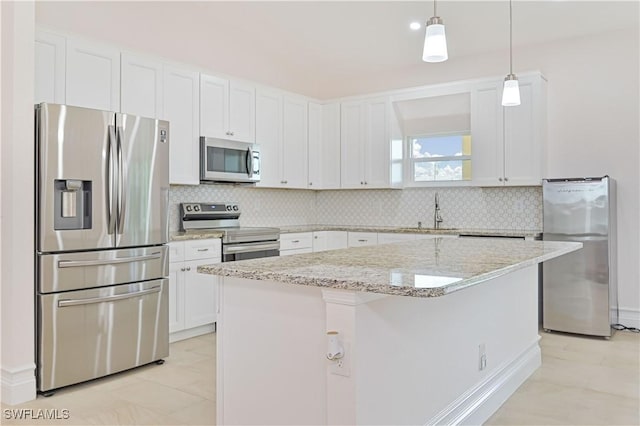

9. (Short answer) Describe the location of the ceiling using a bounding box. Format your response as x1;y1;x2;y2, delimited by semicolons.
36;1;639;99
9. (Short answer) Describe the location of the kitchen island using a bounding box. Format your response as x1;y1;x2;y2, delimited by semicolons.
199;237;581;425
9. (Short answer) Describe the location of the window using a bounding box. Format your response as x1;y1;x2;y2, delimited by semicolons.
409;133;471;182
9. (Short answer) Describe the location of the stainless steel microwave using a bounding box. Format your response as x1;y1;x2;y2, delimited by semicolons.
200;137;261;184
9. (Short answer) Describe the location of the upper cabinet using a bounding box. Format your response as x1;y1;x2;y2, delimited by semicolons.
341;97;400;189
120;53;163;119
471;73;547;186
164;66;201;185
66;38;120;111
255;89;308;189
308;102;341;189
200;74;255;143
35;30;66;104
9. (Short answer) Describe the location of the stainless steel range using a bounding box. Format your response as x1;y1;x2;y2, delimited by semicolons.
180;203;280;262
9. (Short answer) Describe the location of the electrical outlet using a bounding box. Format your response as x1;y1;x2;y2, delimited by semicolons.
479;343;487;371
329;343;350;377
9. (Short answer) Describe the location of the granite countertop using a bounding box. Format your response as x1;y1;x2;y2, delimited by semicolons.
170;230;225;241
198;238;580;298
278;224;541;238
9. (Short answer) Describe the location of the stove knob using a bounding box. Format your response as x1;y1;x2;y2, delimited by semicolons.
233;205;239;211
226;205;232;211
194;205;200;212
186;205;192;212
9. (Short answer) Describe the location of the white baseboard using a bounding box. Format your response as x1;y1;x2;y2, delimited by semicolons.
618;308;640;330
169;323;216;343
426;340;541;426
1;364;37;405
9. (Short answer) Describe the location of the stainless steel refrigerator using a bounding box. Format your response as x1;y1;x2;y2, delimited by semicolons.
35;103;170;393
542;176;617;337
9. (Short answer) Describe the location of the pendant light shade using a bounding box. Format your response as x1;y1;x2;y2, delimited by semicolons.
501;0;520;106
422;1;448;63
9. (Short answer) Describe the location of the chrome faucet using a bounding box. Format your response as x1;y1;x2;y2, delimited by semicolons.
434;192;443;229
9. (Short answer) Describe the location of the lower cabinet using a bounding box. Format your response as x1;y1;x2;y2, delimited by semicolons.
169;238;221;342
312;231;348;252
347;232;378;247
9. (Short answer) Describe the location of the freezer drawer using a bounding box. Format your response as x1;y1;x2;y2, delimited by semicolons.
38;245;168;293
37;279;169;392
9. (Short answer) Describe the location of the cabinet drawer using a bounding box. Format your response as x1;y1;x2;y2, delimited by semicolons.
347;232;378;247
280;233;313;251
184;239;221;261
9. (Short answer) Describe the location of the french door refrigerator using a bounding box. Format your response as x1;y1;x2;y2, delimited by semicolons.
36;103;170;392
542;176;617;337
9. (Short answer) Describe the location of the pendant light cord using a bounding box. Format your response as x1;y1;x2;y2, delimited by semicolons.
434;0;437;17
509;0;513;74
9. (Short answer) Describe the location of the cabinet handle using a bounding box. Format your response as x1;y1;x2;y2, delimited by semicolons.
284;180;288;184
504;177;509;182
358;239;367;242
364;181;368;185
180;267;185;272
197;248;209;252
309;182;313;186
292;240;300;243
314;236;318;239
498;177;503;182
186;266;191;271
360;181;364;185
230;132;234;136
225;131;230;136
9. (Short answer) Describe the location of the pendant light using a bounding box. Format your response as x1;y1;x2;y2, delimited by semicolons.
501;0;520;106
422;0;448;63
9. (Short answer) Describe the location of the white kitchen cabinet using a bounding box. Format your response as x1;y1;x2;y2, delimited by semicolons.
471;73;547;186
120;53;163;118
280;232;313;256
308;103;341;189
35;30;66;104
66;37;120;111
312;231;348;252
341;97;395;189
256;90;308;189
164;65;200;185
347;232;378;247
377;233;418;244
200;74;255;142
282;96;308;188
169;239;221;342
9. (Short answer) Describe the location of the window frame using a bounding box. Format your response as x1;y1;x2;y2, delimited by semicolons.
404;131;473;187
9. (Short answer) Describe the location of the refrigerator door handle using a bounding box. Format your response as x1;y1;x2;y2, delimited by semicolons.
116;125;126;235
107;125;117;235
57;251;163;268
57;285;162;307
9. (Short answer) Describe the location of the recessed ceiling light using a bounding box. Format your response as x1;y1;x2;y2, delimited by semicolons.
410;22;421;30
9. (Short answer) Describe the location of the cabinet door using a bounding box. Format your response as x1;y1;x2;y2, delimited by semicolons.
364;98;390;188
228;81;255;143
307;102;322;189
35;30;66;104
200;74;229;138
282;96;308;188
184;259;218;328
164;65;200;185
471;82;504;186
121;53;163;118
321;103;342;189
168;262;185;333
255;89;283;187
66;38;120;111
313;231;348;252
503;77;543;185
340;101;365;188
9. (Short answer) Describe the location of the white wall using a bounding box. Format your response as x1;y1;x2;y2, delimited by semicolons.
0;0;36;405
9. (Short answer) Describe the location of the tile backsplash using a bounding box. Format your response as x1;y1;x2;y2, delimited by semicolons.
169;184;542;231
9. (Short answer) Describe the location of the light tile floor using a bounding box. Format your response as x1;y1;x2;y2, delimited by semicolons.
2;330;638;425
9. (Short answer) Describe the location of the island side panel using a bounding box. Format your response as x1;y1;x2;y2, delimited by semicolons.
217;276;328;425
354;265;541;425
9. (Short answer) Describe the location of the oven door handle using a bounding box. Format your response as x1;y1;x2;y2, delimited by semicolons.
223;242;280;254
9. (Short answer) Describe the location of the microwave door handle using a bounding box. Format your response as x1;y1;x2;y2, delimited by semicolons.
247;147;254;178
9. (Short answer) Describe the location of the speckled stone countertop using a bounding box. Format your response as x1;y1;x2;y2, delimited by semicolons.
198;238;580;298
278;224;541;238
170;230;224;241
